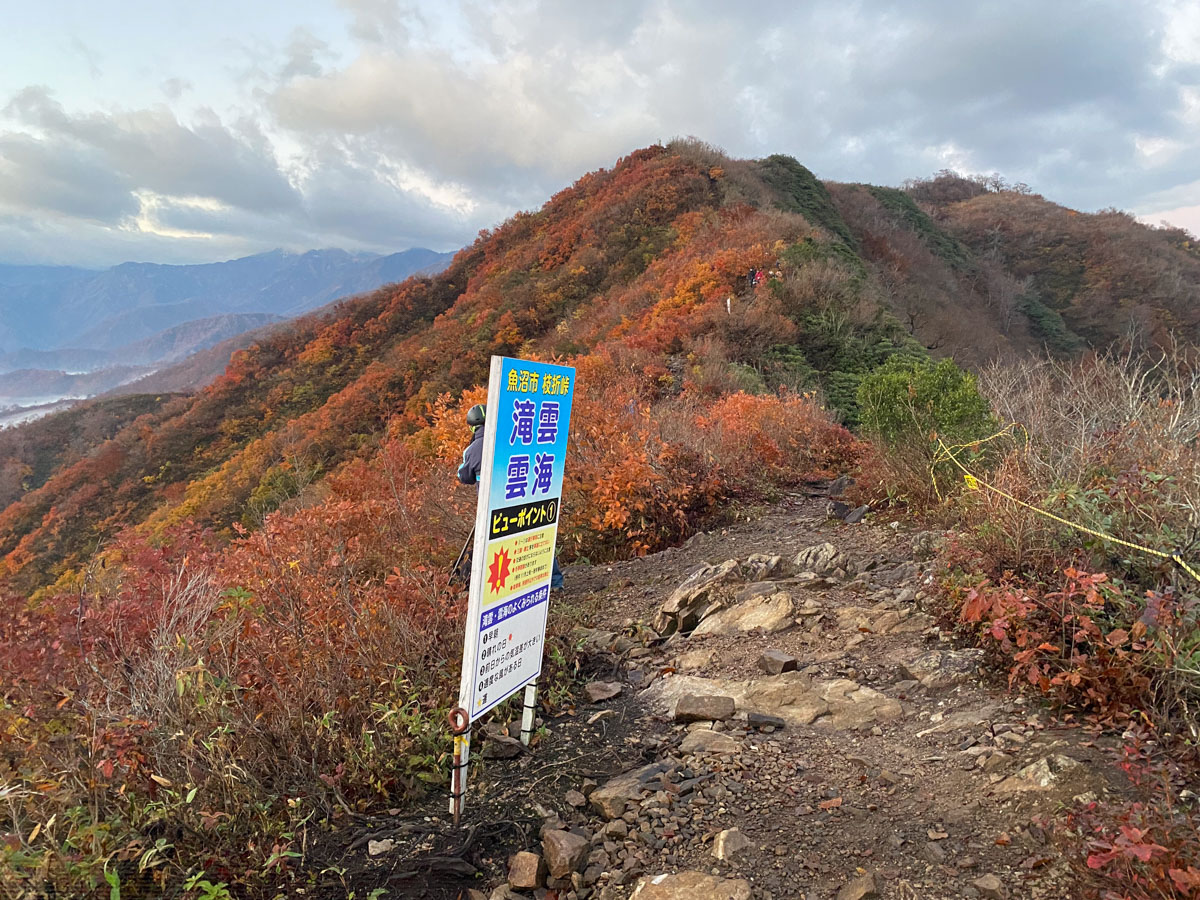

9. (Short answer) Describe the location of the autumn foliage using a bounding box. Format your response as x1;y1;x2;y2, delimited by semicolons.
5;141;1198;898
0;144;867;897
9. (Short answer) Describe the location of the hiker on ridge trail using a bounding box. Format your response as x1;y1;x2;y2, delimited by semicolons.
456;403;564;589
456;403;487;488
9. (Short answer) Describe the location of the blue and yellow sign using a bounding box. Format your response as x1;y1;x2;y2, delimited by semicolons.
458;356;575;721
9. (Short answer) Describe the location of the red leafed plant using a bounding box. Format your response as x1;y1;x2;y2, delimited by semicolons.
1066;730;1200;899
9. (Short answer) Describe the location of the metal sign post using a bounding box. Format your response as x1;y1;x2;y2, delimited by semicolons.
450;356;575;822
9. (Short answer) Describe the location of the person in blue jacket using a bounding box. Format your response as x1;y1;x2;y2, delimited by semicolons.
456;404;563;589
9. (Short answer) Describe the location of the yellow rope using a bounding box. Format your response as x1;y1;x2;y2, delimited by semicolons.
931;430;1200;585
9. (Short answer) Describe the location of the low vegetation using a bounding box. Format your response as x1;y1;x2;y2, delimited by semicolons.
859;346;1200;898
3;143;1199;898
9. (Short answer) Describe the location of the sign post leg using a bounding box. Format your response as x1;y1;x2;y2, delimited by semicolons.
519;682;538;746
448;707;471;823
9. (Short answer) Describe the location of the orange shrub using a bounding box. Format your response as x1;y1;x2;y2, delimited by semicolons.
691;391;862;495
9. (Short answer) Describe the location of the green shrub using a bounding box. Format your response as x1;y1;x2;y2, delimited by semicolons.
857;357;998;502
858;356;996;448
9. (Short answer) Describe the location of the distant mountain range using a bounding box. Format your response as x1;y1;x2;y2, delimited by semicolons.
0;247;455;408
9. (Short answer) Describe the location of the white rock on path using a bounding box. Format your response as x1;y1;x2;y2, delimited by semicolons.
367;838;395;856
793;542;855;577
676;648;716;670
994;754;1085;793
653;559;742;635
712;827;753;861
680;729;742;754
630;871;752;900
693;591;795;635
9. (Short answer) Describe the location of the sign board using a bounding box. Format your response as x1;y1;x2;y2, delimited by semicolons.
456;356;575;722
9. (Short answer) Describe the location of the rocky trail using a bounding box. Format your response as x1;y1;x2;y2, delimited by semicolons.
310;490;1128;900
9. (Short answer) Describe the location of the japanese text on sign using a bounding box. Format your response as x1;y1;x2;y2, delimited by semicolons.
457;357;575;723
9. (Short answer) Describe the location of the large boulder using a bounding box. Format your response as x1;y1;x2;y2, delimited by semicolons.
692;591;795;635
793;542;856;577
649;673;902;731
653;560;742;635
630;872;752;900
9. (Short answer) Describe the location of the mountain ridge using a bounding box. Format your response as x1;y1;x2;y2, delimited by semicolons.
0;143;1195;590
0;246;456;353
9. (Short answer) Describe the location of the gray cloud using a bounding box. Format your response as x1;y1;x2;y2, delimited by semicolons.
0;131;137;222
5;88;301;214
2;0;1198;266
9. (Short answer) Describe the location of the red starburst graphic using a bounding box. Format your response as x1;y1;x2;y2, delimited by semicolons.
487;547;511;593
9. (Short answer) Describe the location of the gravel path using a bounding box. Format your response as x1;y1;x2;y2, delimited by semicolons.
309;491;1125;900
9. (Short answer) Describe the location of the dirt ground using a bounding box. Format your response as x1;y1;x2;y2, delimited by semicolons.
295;491;1129;900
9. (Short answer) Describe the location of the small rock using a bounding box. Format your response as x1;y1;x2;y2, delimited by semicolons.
367;838;395;856
711;827;753;861
742;553;785;581
544;829;589;879
827;500;852;520
585;681;623;703
591;762;676;819
982;751;1011;772
1016;754;1082;787
605;820;629;839
836;871;878;900
677;649;716;671
508;851;546;890
911;531;941;561
747;711;787;730
481;734;525;759
674;694;736;722
565;789;587;808
973;874;1005;898
827;475;855;497
759;650;799;675
843;505;869;524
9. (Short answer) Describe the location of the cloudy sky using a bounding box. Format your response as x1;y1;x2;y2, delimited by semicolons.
1;0;1198;267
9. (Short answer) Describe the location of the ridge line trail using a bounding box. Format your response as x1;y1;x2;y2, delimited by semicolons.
323;492;1123;900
